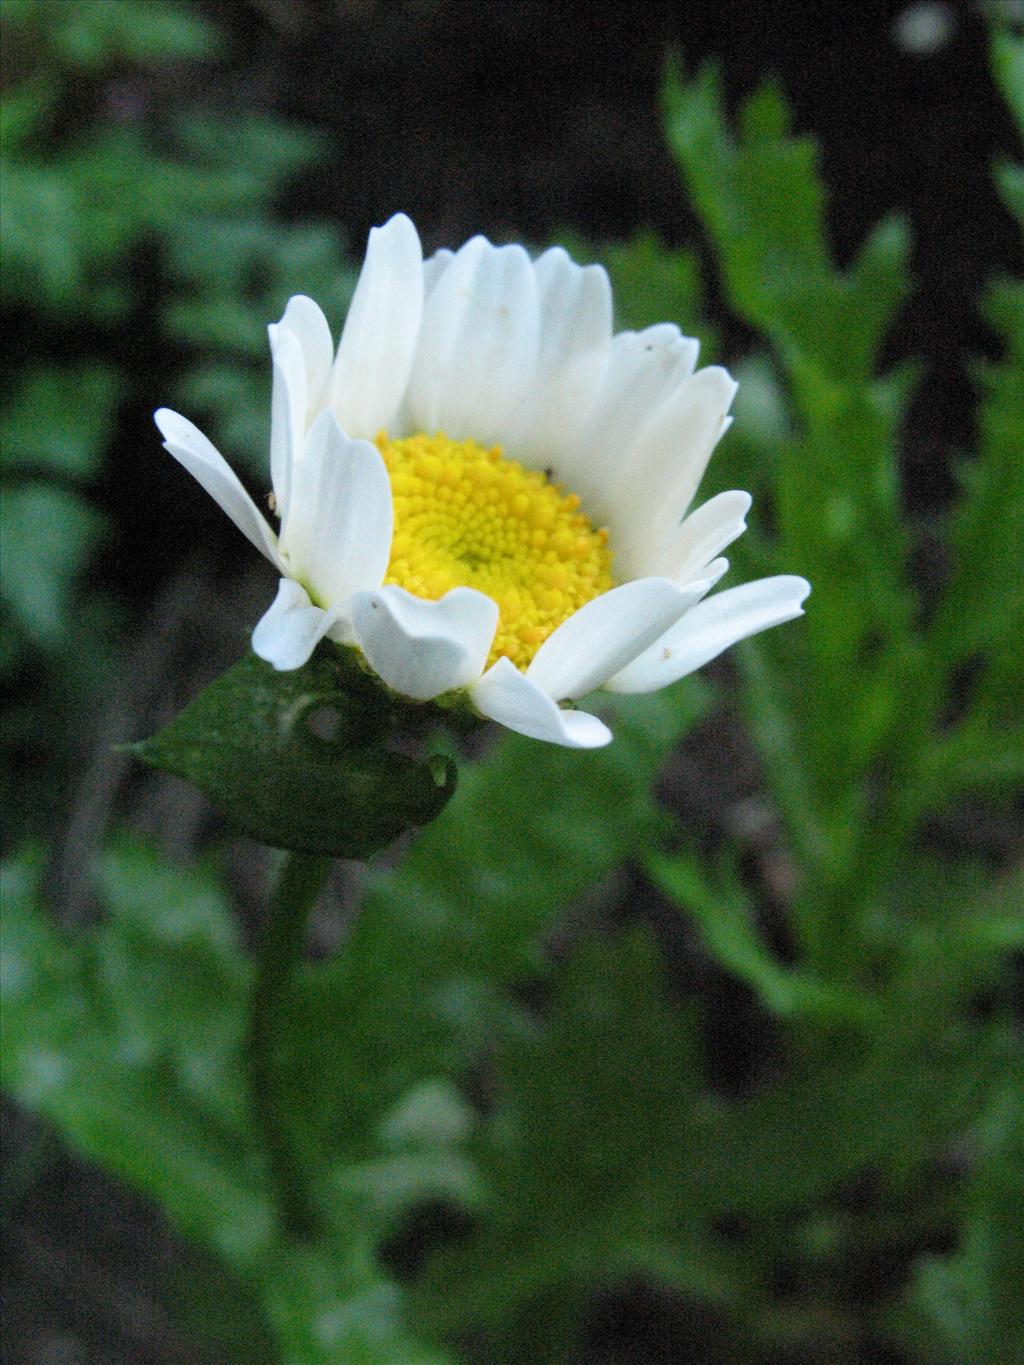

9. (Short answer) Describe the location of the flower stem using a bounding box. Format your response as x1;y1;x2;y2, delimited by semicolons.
247;850;331;1240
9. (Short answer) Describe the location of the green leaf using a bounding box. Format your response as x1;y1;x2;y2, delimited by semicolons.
48;0;219;69
1;838;454;1358
272;683;708;1171
264;1242;453;1364
650;850;874;1023
356;685;707;980
924;276;1024;756
0;158;84;310
172;114;326;203
910;1085;1024;1363
133;649;457;858
695;1028;1008;1222
2;363;119;479
883;860;1024;1000
844;212;913;369
662;57;910;382
410;931;718;1352
661;54;936;927
329;1080;481;1229
0;845;273;1269
163;1248;278;1365
494;932;702;1221
603;232;712;347
0;482;104;647
991;26;1024;139
97;834;242;957
994;160;1024;227
89;836;251;1127
0;77;57;149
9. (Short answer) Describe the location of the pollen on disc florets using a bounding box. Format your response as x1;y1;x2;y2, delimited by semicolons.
376;431;615;671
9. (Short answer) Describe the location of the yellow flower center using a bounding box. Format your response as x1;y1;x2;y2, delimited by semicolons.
376;431;614;670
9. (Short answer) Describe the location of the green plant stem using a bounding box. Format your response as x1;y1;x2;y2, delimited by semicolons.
247;850;331;1240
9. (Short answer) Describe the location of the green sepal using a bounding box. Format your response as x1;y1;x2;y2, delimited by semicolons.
133;648;458;858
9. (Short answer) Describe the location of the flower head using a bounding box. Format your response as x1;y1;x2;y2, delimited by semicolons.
156;214;808;748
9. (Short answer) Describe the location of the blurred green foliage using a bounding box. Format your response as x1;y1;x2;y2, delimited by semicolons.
2;5;1022;1363
0;0;357;845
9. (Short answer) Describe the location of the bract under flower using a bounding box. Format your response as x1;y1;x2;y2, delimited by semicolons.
155;214;809;749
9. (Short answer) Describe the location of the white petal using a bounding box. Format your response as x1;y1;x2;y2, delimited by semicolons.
525;578;697;701
330;213;424;438
563;325;701;520
252;579;338;671
279;295;334;418
471;658;611;748
405;238;541;447
280;411;392;623
351;585;498;701
422;247;454;297
505;248;612;470
154;408;283;569
605;575;811;694
690;557;731;596
652;490;752;584
268;324;306;529
609;367;738;578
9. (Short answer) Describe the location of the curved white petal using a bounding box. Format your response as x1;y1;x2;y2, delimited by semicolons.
252;579;339;671
689;557;731;597
405;238;541;446
351;585;498;702
422;247;454;297
652;490;752;585
267;324;306;530
154;408;283;569
505;248;613;470
562;325;701;519
610;367;738;578
280;411;392;624
471;658;612;748
605;575;811;694
330;213;424;438
472;659;613;748
279;295;334;418
525;577;697;701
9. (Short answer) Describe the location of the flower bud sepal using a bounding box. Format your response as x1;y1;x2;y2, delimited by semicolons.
132;644;458;858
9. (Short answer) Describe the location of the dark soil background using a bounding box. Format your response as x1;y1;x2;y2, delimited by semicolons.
3;1;1019;1361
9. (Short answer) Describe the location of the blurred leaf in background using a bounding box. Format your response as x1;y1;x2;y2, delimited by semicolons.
2;685;707;1362
0;0;358;848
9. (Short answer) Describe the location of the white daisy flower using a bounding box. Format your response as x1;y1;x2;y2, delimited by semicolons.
155;214;809;750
